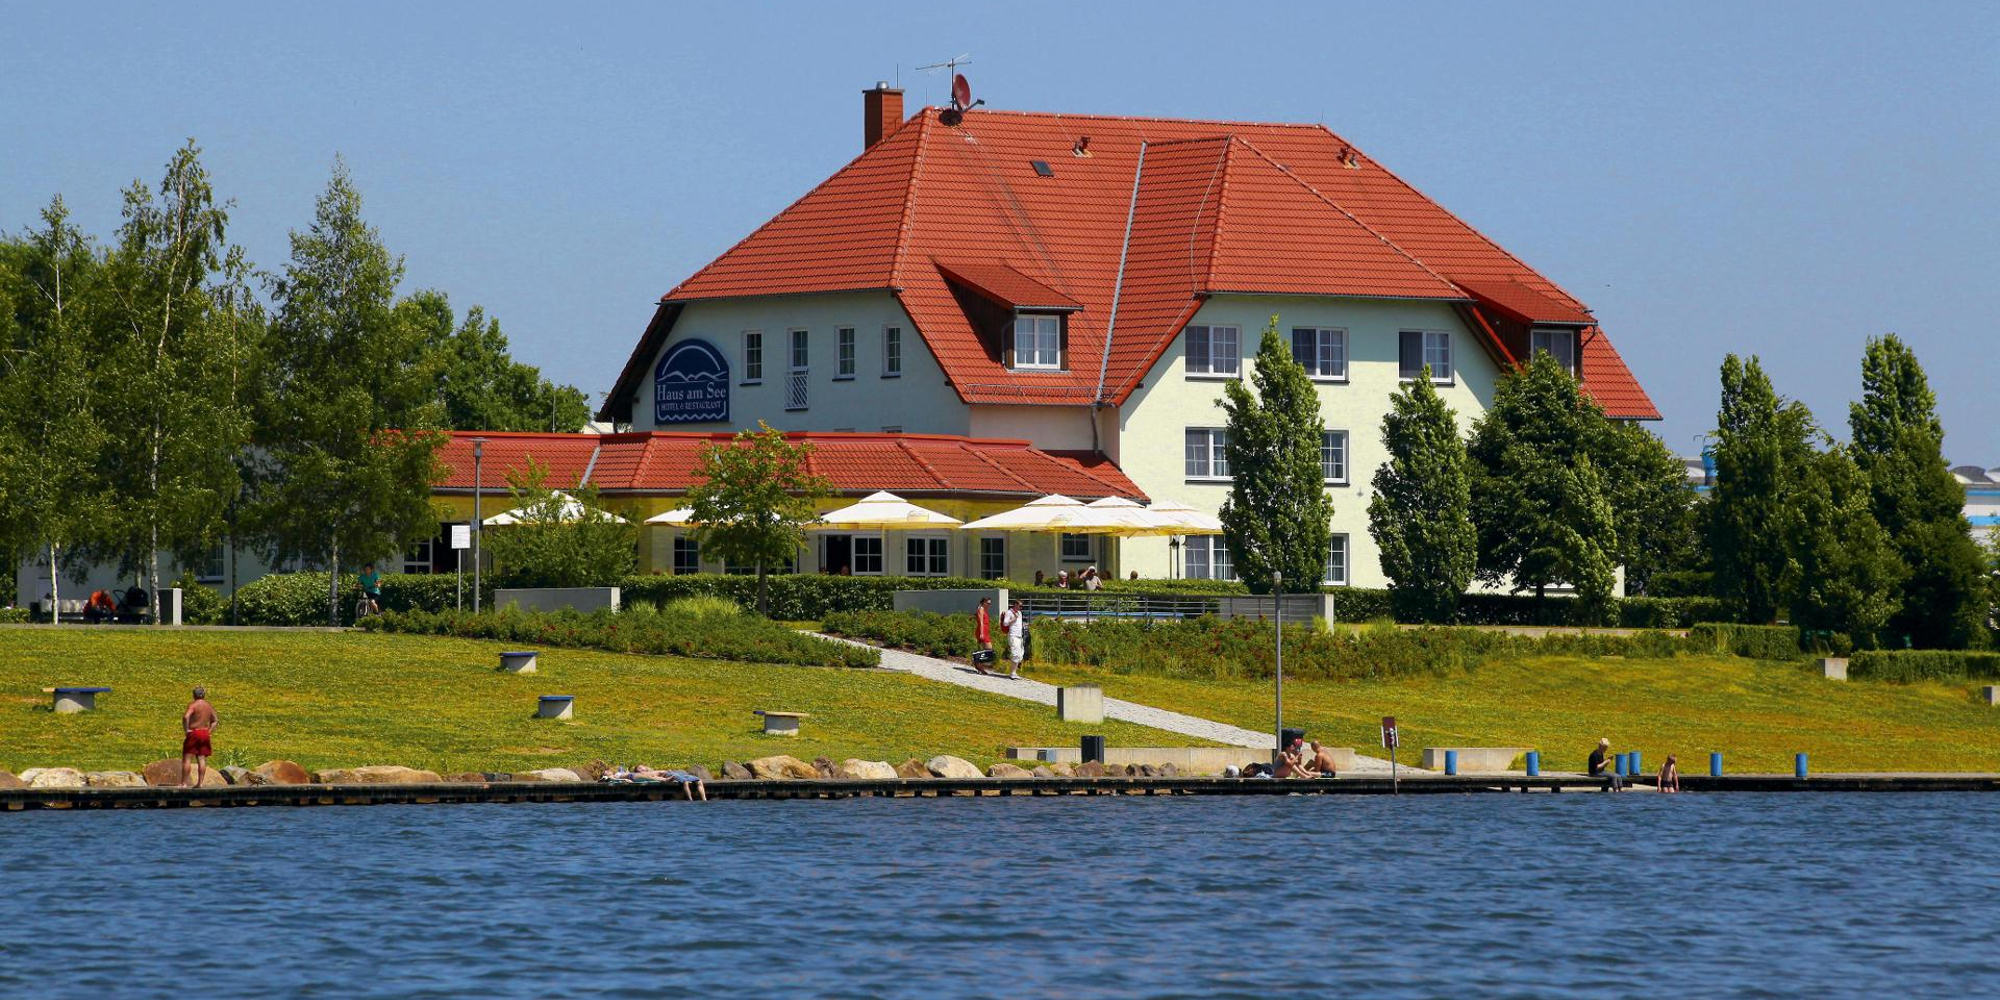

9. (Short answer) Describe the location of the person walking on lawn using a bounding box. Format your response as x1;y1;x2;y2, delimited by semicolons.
181;687;217;787
1000;599;1027;679
973;597;995;675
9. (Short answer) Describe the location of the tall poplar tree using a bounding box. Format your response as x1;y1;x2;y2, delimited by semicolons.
1786;444;1904;643
99;142;256;618
1367;366;1475;622
1218;317;1333;595
0;199;109;620
1468;352;1618;620
1848;334;1984;647
254;160;447;625
1707;355;1815;623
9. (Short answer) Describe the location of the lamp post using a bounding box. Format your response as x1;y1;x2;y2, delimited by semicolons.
471;437;486;613
1273;568;1284;763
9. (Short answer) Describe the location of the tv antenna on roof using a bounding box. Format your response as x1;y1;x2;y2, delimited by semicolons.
918;54;982;125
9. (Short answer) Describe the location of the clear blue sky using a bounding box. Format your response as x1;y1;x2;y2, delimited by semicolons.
6;1;1995;460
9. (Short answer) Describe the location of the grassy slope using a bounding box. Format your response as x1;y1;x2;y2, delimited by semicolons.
0;629;1175;774
1029;655;2000;773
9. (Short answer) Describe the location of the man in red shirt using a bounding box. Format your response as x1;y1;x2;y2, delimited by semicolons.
972;597;994;675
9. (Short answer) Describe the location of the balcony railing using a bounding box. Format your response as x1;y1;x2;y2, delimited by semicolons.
786;369;808;410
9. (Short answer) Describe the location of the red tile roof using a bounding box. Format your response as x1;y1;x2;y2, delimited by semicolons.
433;431;1144;500
936;260;1082;310
615;107;1655;419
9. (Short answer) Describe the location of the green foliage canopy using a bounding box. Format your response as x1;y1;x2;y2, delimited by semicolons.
1218;317;1334;594
686;421;831;615
483;461;637;588
1367;366;1475;622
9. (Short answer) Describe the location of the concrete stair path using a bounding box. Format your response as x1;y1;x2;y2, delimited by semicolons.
817;635;1400;774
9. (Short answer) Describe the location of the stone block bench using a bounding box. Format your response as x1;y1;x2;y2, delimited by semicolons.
754;710;807;736
1420;747;1531;773
498;651;538;674
50;686;112;713
536;695;574;720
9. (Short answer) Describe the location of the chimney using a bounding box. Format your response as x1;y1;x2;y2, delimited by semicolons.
863;82;904;150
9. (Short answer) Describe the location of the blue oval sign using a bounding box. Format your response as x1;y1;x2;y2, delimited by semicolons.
654;339;730;424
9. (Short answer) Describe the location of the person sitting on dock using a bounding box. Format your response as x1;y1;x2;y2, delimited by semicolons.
1308;741;1340;778
1658;754;1680;794
1274;738;1319;778
1588;737;1624;791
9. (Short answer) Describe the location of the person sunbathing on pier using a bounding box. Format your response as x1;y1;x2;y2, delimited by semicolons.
610;765;707;801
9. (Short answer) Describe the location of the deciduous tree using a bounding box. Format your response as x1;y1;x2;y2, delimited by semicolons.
1367;367;1474;622
1848;334;1985;648
685;421;830;615
398;289;591;431
1707;355;1816;623
1786;445;1905;643
1218;317;1333;595
483;461;636;588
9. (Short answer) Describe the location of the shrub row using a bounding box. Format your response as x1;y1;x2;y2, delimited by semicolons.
360;605;878;669
1848;650;2000;683
232;572;482;626
823;610;985;660
0;607;32;624
1686;623;1805;661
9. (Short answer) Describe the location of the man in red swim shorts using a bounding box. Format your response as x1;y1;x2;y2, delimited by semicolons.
181;686;217;788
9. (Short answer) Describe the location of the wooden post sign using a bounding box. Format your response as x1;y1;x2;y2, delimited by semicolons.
1381;716;1398;749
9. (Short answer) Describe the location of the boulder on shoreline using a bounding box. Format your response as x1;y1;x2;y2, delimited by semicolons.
720;761;753;780
684;765;713;782
85;771;148;788
312;765;443;785
1031;765;1057;778
1044;762;1076;777
23;767;85;789
986;762;1033;779
444;772;491;783
1075;761;1108;777
835;759;898;780
251;760;311;786
220;766;252;786
926;755;982;779
0;771;24;789
894;759;930;780
514;768;584;783
747;755;819;780
811;757;838;779
142;759;227;787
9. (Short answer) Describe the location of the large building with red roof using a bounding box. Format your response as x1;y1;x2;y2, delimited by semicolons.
597;84;1656;587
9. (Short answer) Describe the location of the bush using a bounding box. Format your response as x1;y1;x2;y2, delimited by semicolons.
174;572;227;625
361;605;877;668
1848;650;2000;683
1688;623;1803;660
0;607;31;624
233;571;477;625
618;574;1002;620
663;595;741;619
824;609;984;660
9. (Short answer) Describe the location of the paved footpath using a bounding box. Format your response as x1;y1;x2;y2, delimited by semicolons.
818;636;1398;774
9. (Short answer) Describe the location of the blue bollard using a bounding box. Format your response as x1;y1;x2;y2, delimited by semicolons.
1632;750;1643;776
1445;750;1459;776
1795;752;1809;779
1710;752;1723;777
1613;753;1626;777
1525;751;1540;777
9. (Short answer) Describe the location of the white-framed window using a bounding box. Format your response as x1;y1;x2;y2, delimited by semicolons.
1323;534;1348;586
1186;536;1234;581
672;536;701;575
882;326;903;377
1185;427;1230;480
742;330;764;384
1060;533;1094;563
1399;330;1453;383
725;552;796;575
190;545;226;583
905;536;949;576
1321;430;1348;485
400;538;434;574
786;329;809;410
1291;327;1346;381
979;536;1006;580
1012;313;1062;369
1185;324;1240;376
836;327;857;378
852;535;884;575
1531;328;1578;374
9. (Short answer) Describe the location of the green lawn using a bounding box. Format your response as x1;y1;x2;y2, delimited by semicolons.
0;628;1176;775
1028;655;2000;773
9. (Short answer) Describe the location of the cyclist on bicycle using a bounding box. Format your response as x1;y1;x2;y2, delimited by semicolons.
358;562;383;616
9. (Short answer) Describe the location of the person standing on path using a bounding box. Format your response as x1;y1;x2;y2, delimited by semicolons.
181;687;217;788
1000;599;1027;679
973;597;994;675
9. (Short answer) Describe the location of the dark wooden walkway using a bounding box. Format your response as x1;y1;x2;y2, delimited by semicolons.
5;772;1996;811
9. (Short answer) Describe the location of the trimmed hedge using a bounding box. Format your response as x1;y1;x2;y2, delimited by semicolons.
0;607;31;624
233;571;480;625
1687;623;1803;661
174;573;228;626
1848;650;2000;684
1322;588;1723;629
361;605;878;669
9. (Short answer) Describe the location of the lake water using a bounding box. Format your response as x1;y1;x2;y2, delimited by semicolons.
4;792;1997;998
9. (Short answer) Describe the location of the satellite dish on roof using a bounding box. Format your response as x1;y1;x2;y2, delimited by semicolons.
952;73;972;110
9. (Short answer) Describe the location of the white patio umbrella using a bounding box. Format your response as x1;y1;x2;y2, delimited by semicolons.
481;490;630;526
644;507;700;525
815;491;963;529
959;494;1090;532
1138;499;1224;536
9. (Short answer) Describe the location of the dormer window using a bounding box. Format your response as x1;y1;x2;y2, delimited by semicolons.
1530;328;1579;374
1011;313;1062;370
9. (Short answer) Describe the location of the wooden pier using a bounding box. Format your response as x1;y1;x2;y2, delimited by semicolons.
3;772;1996;811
